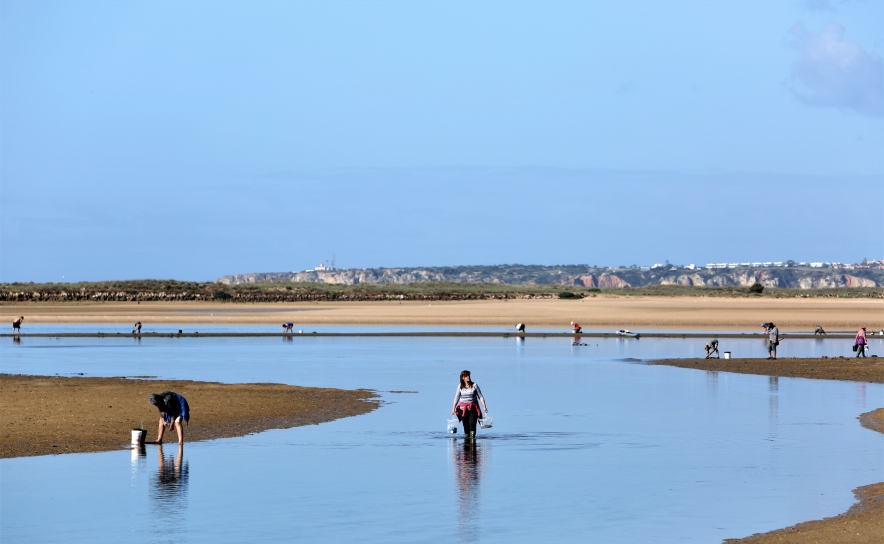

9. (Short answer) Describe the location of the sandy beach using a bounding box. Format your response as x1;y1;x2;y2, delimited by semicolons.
2;296;882;330
0;374;378;458
650;356;884;384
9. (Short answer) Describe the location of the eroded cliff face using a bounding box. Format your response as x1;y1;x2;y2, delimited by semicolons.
218;266;882;289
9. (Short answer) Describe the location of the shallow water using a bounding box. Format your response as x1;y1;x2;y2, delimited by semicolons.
1;334;882;543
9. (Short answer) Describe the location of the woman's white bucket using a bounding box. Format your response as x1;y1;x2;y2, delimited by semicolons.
723;352;731;359
131;428;146;445
479;414;493;429
447;417;458;434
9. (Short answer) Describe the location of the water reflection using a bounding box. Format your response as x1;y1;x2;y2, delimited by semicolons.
705;370;718;398
768;377;779;431
150;444;189;527
451;439;488;543
12;337;21;345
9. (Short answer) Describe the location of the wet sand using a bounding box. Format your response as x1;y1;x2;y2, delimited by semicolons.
649;357;884;384
1;296;882;330
0;374;379;458
651;359;883;543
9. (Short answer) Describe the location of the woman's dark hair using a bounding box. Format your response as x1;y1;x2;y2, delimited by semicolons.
459;370;472;389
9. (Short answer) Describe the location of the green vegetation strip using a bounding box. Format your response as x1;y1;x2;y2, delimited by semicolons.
1;279;882;300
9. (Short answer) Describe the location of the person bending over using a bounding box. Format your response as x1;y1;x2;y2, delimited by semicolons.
516;323;525;333
149;391;190;444
814;325;826;336
571;321;582;333
12;316;23;334
704;339;719;359
451;370;489;441
282;322;294;333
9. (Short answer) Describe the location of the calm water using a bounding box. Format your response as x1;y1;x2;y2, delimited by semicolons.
1;332;882;543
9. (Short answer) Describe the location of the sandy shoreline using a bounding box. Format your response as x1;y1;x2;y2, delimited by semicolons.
0;374;379;458
2;297;882;330
649;357;884;384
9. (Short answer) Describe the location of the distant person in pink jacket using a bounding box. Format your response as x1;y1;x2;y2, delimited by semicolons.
855;327;867;358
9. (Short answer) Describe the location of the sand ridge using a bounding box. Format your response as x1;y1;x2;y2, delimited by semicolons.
0;374;379;458
1;296;882;330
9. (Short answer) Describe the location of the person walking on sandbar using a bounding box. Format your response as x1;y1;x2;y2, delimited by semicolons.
704;339;719;359
12;316;23;334
149;391;190;444
855;327;867;358
763;323;779;359
451;370;489;441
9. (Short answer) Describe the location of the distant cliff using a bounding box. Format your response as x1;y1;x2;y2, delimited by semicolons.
218;265;883;289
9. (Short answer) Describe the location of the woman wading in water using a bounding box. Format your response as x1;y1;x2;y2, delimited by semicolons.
451;370;488;441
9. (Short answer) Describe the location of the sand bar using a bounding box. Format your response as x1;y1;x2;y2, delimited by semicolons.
1;296;883;330
0;374;379;458
649;357;884;384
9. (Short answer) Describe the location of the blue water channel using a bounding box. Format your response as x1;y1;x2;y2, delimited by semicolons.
1;332;882;543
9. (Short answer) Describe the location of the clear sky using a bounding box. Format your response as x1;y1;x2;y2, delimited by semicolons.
1;1;882;282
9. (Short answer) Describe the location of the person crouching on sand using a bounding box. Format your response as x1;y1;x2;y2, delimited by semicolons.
282;322;294;333
704;339;719;359
150;391;190;444
855;327;867;358
571;321;582;333
451;370;488;441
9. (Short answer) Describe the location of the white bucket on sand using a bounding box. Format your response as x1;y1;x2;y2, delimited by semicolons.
723;352;731;359
131;428;146;445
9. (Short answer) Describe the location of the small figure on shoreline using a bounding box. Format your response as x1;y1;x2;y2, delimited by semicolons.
814;325;826;336
451;370;489;441
854;327;867;358
571;321;582;333
282;322;293;334
763;323;779;359
516;323;525;333
12;316;23;334
704;339;720;359
132;321;142;335
149;391;190;444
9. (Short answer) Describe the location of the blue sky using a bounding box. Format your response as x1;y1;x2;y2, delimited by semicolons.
1;1;882;282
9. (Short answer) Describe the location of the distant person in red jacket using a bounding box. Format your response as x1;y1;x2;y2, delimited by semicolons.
571;321;582;333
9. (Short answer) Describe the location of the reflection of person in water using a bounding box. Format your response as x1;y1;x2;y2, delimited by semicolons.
156;442;186;487
150;391;190;444
153;442;188;517
452;439;484;539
